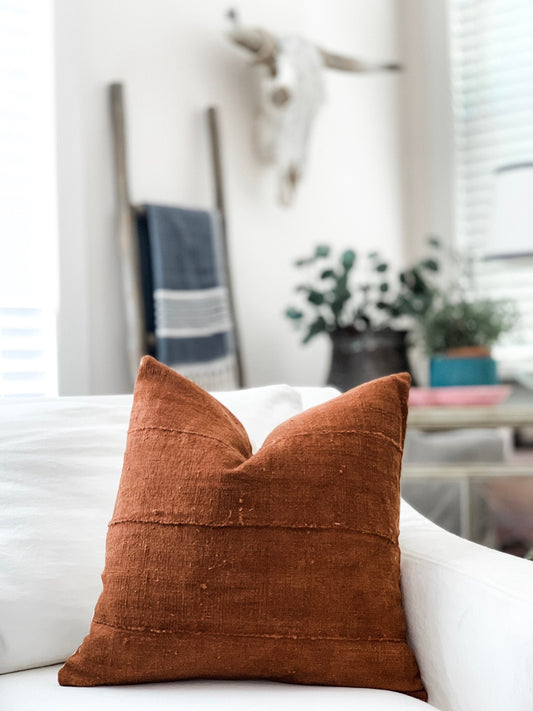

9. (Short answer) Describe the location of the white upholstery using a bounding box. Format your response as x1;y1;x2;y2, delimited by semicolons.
1;385;532;711
0;666;433;711
400;500;533;711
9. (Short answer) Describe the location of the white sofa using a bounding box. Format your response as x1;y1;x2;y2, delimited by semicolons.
1;385;532;711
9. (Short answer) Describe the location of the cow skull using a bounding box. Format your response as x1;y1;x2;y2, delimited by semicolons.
252;35;325;205
228;14;400;206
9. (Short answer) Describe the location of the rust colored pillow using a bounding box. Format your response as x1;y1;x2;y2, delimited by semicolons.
59;356;426;700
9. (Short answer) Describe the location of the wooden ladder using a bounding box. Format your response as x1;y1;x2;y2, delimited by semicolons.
108;83;244;388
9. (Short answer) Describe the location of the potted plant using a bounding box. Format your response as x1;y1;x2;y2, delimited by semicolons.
285;240;441;390
420;297;517;387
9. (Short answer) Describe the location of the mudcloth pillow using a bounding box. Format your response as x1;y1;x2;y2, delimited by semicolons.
59;356;426;700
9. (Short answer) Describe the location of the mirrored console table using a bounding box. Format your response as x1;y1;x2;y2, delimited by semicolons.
404;404;533;546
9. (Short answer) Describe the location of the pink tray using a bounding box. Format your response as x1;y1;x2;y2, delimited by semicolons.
409;385;512;407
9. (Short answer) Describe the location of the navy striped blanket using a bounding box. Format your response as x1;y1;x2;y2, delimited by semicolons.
136;205;239;391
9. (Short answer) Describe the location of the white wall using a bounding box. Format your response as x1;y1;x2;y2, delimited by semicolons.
398;0;454;263
55;0;406;394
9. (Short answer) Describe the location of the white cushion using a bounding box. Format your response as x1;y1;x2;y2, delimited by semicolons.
400;500;533;711
0;385;306;674
0;665;436;711
214;384;304;451
295;385;341;411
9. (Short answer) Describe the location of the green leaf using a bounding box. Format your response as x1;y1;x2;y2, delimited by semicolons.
285;307;303;320
394;295;415;316
315;245;330;258
303;316;327;344
401;268;428;295
421;258;439;272
307;290;324;306
320;269;336;279
294;256;316;267
412;269;429;294
341;249;356;270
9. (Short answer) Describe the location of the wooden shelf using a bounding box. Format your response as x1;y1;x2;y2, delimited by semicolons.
403;462;533;480
407;405;533;430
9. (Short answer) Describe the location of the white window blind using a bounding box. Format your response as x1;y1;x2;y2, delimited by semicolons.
449;0;533;371
0;0;58;397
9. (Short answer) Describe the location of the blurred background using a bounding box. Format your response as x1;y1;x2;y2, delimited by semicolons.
1;0;532;555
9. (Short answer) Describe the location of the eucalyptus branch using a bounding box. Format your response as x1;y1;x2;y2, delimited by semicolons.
286;239;444;345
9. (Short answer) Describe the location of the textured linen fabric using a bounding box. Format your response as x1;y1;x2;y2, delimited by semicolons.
58;356;426;700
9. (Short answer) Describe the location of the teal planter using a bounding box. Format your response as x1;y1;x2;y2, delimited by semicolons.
430;355;498;387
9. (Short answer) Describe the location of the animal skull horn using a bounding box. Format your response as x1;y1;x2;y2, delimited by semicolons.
228;26;278;74
226;12;401;205
227;20;402;75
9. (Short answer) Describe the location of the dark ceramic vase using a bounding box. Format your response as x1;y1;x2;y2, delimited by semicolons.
327;327;412;392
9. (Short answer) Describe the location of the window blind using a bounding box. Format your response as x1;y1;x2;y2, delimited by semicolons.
449;0;533;372
0;0;58;396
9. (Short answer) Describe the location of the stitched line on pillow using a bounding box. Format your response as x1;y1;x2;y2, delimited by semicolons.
108;518;397;546
260;429;404;454
91;619;406;643
128;426;250;455
128;426;403;455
